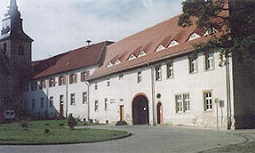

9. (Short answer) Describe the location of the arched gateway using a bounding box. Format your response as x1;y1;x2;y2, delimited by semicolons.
132;94;149;125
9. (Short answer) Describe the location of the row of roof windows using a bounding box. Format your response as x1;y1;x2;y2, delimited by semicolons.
106;27;217;68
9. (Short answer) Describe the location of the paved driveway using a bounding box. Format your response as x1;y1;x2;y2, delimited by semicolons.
0;126;244;153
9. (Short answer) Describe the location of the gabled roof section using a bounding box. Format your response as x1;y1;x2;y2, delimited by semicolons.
32;41;114;79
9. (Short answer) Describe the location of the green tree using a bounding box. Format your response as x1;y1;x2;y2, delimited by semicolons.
178;0;255;62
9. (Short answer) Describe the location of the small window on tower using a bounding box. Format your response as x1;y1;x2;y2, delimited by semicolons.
3;43;7;54
18;46;24;56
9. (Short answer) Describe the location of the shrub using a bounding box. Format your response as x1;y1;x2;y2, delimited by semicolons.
44;129;50;134
20;121;29;128
67;114;77;129
115;120;128;126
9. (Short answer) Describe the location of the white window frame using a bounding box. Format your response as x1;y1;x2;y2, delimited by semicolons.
155;65;162;81
95;100;99;112
168;40;179;47
205;52;215;71
70;93;75;105
189;55;198;73
82;92;88;104
175;93;191;113
166;61;174;79
137;71;142;83
204;91;213;111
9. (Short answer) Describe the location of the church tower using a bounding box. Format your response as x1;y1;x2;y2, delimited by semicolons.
0;0;33;120
0;0;33;75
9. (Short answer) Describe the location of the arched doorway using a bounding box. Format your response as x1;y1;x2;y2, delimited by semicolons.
157;102;163;125
132;95;149;125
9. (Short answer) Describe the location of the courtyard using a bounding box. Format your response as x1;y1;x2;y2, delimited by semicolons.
0;125;247;153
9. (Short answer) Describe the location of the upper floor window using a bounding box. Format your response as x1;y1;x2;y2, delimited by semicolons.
107;80;110;87
60;95;64;105
82;92;88;104
18;46;24;56
49;96;54;107
49;77;56;87
40;98;44;109
137;71;142;83
104;98;108;111
175;93;191;113
155;65;162;81
204;91;213;111
95;100;99;112
31;81;37;91
205;52;215;70
166;61;174;79
189;55;198;73
59;76;66;86
69;73;77;84
39;80;46;89
95;83;98;90
119;74;124;80
81;71;89;82
70;93;75;105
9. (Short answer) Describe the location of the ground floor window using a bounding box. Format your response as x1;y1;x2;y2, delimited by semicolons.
175;93;190;113
204;91;213;111
70;93;75;105
95;100;99;112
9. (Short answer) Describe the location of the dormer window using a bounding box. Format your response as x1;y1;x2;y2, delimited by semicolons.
138;51;146;57
156;45;166;52
204;27;217;36
188;33;201;41
115;59;121;65
107;62;113;68
168;40;179;47
128;54;136;61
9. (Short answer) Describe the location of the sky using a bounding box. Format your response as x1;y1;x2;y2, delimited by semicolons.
0;0;183;61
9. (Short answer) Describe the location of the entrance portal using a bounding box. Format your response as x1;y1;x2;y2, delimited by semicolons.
132;95;149;125
157;102;163;124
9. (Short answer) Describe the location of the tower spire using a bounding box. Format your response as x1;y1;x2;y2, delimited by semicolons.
10;0;18;11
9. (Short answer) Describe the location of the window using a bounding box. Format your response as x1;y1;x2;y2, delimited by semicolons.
175;93;191;113
189;55;198;73
175;95;183;113
155;65;162;81
40;98;44;109
70;93;75;105
138;51;146;57
104;98;108;111
3;43;7;54
18;46;24;56
137;71;142;83
95;83;98;90
205;52;215;70
60;95;64;104
81;71;89;82
31;81;37;91
119;74;124;80
69;74;77;84
204;91;213;111
38;80;46;89
49;77;56;87
169;40;179;47
156;45;166;52
32;99;35;110
59;76;66;86
128;54;136;61
188;33;201;41
49;97;53;107
107;80;110;87
166;61;174;78
82;92;88;104
95;100;99;112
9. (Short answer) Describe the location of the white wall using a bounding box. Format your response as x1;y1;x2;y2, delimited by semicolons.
24;66;97;121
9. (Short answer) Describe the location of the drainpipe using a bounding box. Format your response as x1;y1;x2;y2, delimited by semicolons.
150;65;156;126
65;74;69;118
225;56;232;129
85;81;90;121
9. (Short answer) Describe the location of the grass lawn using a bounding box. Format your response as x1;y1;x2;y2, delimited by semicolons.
0;120;129;145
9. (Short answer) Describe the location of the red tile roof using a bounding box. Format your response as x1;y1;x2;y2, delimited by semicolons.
88;15;225;80
32;41;114;79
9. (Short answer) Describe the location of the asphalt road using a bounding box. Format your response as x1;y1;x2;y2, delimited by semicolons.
0;126;244;153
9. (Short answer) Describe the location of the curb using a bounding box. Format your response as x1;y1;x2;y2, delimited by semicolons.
0;133;132;146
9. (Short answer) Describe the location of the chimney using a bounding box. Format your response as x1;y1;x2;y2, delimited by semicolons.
86;40;92;47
